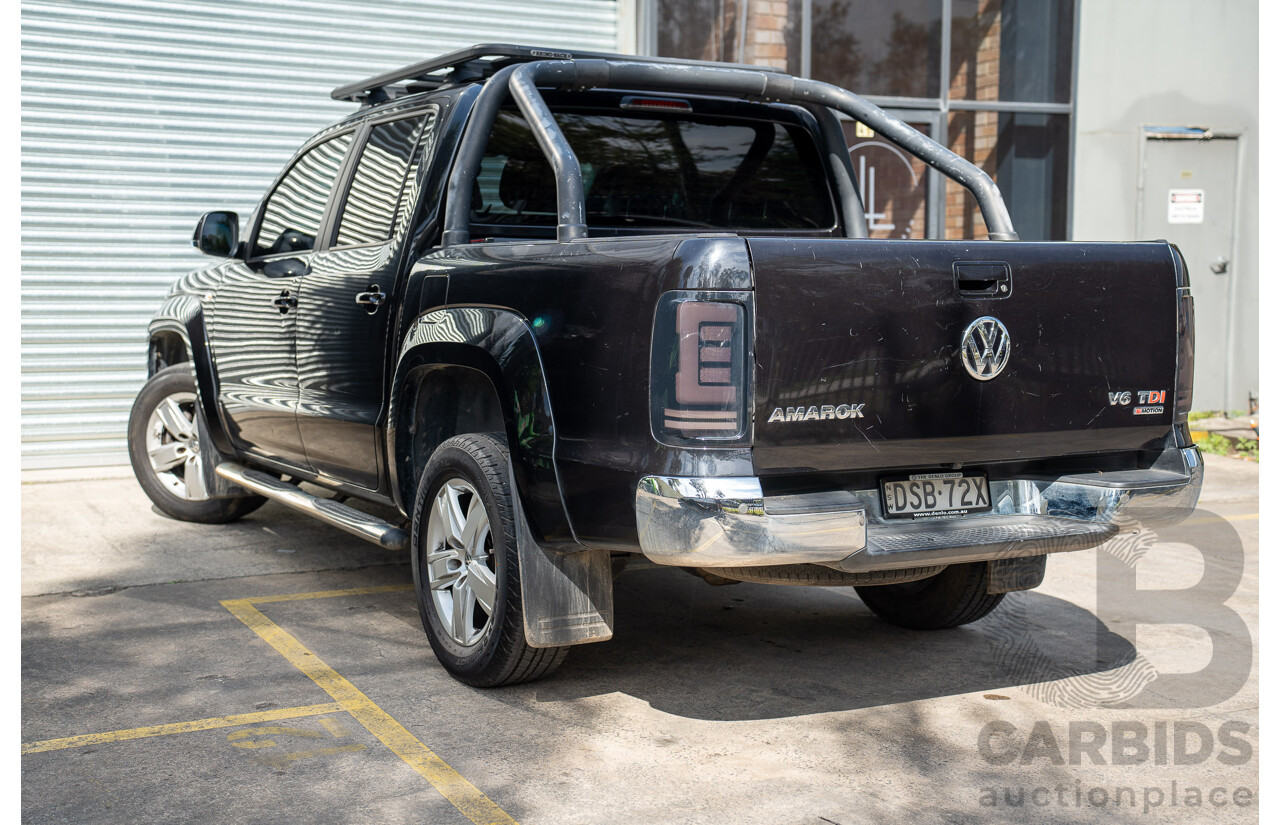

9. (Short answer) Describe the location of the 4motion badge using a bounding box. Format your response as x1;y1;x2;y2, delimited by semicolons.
961;316;1011;380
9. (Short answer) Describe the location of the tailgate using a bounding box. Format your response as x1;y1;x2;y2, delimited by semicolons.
749;238;1179;474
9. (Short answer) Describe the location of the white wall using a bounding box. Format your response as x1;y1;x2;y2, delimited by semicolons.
1072;0;1258;410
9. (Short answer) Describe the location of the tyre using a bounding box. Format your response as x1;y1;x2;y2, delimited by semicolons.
853;562;1005;630
127;364;266;524
411;433;568;687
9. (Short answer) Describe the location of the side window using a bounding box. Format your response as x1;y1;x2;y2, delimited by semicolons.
253;132;354;257
334;108;438;247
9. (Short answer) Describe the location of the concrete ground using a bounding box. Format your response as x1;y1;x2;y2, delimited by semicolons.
22;456;1258;824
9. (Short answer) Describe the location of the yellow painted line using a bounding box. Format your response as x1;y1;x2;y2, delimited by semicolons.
1180;512;1259;526
222;595;517;825
244;583;413;605
21;702;344;755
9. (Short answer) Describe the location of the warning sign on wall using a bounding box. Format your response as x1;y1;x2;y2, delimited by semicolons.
1167;189;1205;224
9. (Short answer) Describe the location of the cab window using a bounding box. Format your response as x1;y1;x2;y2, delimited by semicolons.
253;132;354;257
472;109;835;233
334;108;438;247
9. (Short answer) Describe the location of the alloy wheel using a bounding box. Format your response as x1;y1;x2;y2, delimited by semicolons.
144;390;208;500
424;478;498;647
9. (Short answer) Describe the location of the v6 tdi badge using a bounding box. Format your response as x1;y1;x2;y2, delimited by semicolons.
1108;389;1168;415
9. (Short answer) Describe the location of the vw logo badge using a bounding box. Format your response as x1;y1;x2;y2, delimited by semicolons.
961;316;1011;380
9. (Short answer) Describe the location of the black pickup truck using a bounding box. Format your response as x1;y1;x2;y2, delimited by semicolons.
128;45;1202;687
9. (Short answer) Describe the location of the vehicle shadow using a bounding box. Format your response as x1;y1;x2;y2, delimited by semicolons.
529;566;1136;722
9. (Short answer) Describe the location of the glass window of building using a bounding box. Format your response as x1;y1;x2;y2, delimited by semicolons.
811;0;943;99
950;0;1074;104
648;0;1076;241
842;120;930;240
946;110;1070;241
656;0;802;74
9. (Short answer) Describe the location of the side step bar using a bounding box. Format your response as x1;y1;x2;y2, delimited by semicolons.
215;462;409;551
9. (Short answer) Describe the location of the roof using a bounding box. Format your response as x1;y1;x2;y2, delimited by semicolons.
331;43;785;105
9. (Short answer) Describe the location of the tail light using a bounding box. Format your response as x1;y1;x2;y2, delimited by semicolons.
650;291;752;446
1171;246;1195;446
1173;285;1195;442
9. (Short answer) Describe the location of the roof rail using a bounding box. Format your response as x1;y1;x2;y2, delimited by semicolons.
331;42;785;104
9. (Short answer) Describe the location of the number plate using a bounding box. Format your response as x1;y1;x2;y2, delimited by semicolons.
880;472;991;519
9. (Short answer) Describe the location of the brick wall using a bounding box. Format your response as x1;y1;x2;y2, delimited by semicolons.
663;0;792;67
946;0;1003;239
744;0;791;68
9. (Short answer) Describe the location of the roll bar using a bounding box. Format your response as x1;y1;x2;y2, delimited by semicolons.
441;59;1019;245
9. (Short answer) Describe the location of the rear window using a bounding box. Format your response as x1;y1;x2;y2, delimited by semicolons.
472;110;835;232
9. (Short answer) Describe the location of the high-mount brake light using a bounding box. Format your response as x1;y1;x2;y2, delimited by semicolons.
620;96;693;112
650;292;751;446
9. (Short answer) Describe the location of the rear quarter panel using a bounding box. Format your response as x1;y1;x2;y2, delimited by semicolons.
411;235;755;549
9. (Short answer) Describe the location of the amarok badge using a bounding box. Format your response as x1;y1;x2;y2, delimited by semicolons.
768;404;865;423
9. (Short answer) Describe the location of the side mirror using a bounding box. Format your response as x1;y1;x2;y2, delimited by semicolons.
193;211;240;257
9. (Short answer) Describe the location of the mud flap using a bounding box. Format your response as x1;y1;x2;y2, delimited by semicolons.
511;470;614;648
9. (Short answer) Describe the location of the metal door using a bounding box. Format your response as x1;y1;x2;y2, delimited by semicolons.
210;129;356;468
296;111;436;490
294;247;395;490
209;258;310;467
1139;135;1239;412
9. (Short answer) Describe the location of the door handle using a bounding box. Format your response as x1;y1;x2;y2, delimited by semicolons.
355;285;386;314
953;261;1011;297
272;290;298;313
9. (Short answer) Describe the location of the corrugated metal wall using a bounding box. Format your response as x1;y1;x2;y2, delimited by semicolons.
21;0;618;469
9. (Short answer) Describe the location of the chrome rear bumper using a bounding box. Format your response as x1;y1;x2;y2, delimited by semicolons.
634;446;1202;572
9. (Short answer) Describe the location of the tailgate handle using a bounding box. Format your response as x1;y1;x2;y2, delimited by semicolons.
954;262;1011;297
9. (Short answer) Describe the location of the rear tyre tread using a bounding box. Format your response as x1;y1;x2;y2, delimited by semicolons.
854;561;1005;630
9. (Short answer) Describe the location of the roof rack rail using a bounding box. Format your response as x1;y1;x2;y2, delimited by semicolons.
331;42;786;104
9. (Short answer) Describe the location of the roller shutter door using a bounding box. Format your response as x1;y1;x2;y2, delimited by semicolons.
21;0;618;468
